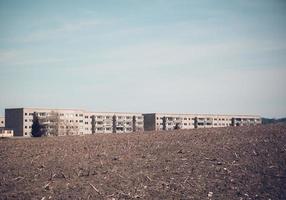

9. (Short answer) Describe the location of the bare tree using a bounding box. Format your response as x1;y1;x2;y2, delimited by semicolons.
35;111;80;136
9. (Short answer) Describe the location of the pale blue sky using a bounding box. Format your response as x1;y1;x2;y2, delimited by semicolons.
0;0;286;117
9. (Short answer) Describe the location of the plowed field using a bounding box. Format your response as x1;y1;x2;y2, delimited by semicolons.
1;124;286;200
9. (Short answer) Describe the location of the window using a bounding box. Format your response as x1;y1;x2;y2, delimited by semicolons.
75;114;78;117
25;119;27;122
25;132;27;135
25;113;27;116
79;114;83;117
25;126;27;128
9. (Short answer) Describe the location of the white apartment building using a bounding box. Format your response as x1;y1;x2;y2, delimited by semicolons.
0;128;14;137
5;108;92;137
143;113;262;131
5;108;144;136
91;112;144;134
4;108;261;136
144;113;196;131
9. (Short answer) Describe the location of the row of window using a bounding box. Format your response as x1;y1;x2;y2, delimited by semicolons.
25;112;86;118
25;112;144;120
156;116;258;122
95;127;112;131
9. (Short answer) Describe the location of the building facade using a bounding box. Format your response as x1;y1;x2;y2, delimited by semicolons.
91;112;144;134
5;108;144;137
0;128;14;137
5;108;92;137
5;108;261;136
143;113;262;131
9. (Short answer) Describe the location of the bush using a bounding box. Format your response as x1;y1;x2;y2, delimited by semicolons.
31;113;44;137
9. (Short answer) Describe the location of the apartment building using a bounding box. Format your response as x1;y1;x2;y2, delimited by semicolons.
5;108;92;137
91;112;144;134
5;108;144;136
0;128;13;137
144;113;196;131
0;117;4;128
144;113;261;131
5;107;261;136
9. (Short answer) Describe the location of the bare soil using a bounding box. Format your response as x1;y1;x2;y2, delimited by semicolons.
0;124;286;200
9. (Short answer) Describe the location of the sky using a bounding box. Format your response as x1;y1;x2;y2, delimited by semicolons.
0;0;286;118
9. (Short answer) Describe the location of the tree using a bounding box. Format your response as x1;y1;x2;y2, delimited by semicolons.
174;123;181;130
46;111;60;136
31;113;44;137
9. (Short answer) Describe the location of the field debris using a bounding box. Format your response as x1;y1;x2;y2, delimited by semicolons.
0;123;286;199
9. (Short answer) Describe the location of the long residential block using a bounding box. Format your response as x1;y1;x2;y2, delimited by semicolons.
143;113;261;131
4;108;261;136
5;108;144;137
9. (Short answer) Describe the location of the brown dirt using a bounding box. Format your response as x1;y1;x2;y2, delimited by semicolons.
0;124;286;200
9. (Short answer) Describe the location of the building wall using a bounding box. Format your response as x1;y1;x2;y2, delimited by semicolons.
143;113;261;131
91;112;114;134
5;108;92;137
0;128;14;137
143;114;156;131
133;114;144;132
0;117;5;128
23;108;92;136
5;108;24;136
5;108;144;136
5;108;262;136
90;112;144;134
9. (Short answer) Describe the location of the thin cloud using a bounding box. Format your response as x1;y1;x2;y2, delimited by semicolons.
9;19;108;43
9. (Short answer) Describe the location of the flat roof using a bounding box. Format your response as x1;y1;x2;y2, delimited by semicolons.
144;113;261;118
4;108;260;118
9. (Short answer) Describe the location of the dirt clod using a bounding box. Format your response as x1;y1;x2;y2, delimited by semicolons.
0;123;285;199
